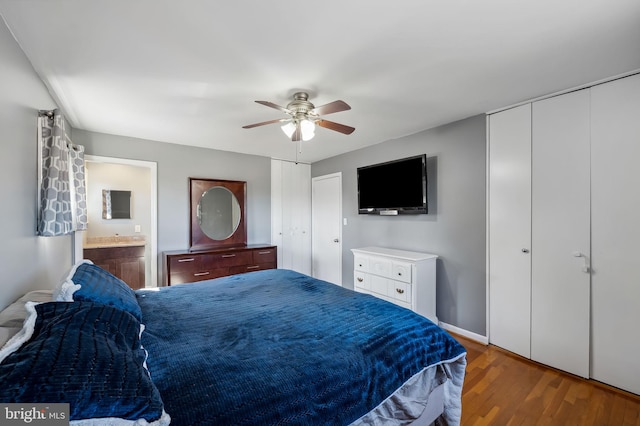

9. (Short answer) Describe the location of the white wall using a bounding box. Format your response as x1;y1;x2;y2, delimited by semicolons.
0;19;72;309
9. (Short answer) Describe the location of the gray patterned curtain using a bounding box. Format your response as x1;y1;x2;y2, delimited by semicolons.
68;143;88;230
38;110;87;236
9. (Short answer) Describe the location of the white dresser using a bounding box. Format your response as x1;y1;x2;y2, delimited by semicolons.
351;247;438;323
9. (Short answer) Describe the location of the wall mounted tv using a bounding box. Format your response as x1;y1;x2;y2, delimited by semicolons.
357;154;427;215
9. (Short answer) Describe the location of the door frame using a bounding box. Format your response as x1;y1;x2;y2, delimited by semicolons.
76;155;158;287
311;172;342;285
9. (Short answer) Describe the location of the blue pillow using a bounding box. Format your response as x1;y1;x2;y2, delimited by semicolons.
0;302;170;425
70;261;143;321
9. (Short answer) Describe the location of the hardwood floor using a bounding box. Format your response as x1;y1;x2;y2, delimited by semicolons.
455;334;640;425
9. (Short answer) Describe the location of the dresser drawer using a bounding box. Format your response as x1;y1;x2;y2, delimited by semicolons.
354;256;369;272
168;254;202;273
354;271;370;291
252;248;276;264
202;250;252;267
388;281;412;303
391;261;412;283
169;268;230;284
369;257;392;278
230;262;274;275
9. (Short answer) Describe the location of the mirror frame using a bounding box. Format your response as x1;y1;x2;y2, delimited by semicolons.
189;178;247;251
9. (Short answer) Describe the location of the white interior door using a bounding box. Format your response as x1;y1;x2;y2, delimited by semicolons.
488;104;532;358
312;173;342;285
591;73;640;394
531;89;590;378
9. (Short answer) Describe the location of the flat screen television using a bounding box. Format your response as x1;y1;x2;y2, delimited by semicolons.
357;154;427;215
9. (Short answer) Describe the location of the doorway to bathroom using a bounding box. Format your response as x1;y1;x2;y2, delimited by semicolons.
74;155;158;287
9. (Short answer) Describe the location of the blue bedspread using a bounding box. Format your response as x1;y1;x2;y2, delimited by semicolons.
136;269;465;425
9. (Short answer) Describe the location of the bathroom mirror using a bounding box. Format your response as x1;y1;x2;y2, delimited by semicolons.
190;178;246;251
102;189;132;219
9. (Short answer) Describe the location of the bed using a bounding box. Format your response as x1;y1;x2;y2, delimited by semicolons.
0;261;466;425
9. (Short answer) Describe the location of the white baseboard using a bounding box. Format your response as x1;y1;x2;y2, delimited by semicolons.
438;321;489;345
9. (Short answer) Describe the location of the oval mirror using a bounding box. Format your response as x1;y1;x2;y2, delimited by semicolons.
197;186;241;241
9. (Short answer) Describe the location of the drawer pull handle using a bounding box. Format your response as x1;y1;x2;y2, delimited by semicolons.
221;254;236;258
397;272;402;276
194;272;210;277
357;277;364;282
396;288;405;294
247;265;260;270
178;258;195;263
258;251;271;255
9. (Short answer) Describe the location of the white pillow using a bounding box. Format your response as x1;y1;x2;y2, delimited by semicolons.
0;290;52;348
0;327;20;351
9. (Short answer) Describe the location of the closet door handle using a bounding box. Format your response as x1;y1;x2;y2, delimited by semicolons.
521;248;530;253
573;251;590;273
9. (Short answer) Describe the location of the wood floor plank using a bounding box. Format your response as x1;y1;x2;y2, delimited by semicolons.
453;333;640;425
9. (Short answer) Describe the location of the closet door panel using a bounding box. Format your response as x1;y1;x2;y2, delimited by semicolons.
488;104;532;358
271;159;284;267
290;162;311;275
591;73;640;394
271;159;311;275
531;89;590;378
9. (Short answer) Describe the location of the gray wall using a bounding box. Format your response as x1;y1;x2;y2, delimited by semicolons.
312;115;487;335
72;130;272;282
0;20;72;310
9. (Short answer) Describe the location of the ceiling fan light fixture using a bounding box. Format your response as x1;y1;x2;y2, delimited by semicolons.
244;92;354;143
281;121;296;138
301;119;315;141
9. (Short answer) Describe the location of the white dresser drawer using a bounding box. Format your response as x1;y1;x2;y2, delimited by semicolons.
369;274;388;297
354;256;369;272
388;281;412;303
369;257;392;277
353;271;369;291
391;261;412;283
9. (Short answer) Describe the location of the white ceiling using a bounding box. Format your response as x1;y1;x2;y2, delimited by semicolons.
1;1;639;163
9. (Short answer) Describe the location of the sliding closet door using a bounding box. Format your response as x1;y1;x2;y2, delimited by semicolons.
488;104;532;359
531;90;590;378
591;73;640;394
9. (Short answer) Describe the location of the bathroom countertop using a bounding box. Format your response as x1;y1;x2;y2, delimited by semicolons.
83;236;146;249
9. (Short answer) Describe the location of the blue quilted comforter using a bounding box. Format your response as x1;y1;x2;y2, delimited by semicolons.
136;269;465;425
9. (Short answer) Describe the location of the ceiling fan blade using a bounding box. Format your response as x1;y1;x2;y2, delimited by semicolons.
292;122;302;142
242;118;288;129
311;100;351;116
317;119;355;135
255;100;292;115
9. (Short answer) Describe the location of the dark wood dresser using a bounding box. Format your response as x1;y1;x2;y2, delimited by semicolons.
163;244;277;286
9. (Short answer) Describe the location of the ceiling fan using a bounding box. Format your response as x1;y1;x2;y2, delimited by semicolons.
242;92;355;142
